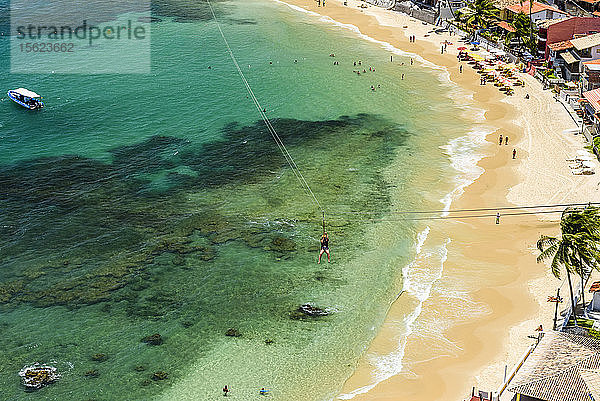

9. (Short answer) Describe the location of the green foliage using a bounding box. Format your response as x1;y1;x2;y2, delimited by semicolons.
460;0;500;29
537;207;600;321
505;12;537;53
537;207;600;279
542;69;558;80
565;318;600;339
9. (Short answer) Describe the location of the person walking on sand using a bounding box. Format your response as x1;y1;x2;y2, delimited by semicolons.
505;136;509;145
459;64;462;73
318;232;330;264
496;212;500;224
223;385;230;397
512;149;517;159
499;135;503;145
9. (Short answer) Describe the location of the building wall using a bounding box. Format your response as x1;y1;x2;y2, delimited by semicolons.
576;43;600;62
531;9;565;22
546;17;600;58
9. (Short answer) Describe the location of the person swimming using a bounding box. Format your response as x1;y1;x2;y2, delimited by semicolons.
318;232;330;264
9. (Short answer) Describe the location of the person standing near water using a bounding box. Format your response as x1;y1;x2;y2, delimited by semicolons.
223;385;230;396
499;135;503;145
513;149;517;159
318;232;330;264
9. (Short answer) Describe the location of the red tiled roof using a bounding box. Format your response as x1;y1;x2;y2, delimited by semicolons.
548;40;574;50
584;59;600;65
580;0;600;4
496;21;517;32
506;1;567;15
583;88;600;112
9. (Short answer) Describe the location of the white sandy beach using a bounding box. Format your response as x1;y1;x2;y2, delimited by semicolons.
275;0;600;399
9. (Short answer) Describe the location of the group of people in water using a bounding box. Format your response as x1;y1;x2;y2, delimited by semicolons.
222;386;270;396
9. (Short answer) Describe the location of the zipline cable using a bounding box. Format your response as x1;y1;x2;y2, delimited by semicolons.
206;0;324;216
325;202;600;216
247;205;594;223
336;208;575;221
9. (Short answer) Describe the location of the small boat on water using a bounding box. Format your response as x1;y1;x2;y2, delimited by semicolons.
7;88;44;110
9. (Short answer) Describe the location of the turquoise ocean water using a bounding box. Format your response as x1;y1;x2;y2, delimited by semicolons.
0;0;480;399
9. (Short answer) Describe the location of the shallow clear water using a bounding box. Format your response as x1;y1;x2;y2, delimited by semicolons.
0;0;478;399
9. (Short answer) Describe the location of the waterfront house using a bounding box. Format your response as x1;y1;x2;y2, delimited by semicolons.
506;331;600;401
548;32;600;81
581;59;600;91
501;1;568;25
581;88;600;133
539;17;600;59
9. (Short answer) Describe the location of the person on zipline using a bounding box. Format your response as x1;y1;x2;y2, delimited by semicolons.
318;232;330;264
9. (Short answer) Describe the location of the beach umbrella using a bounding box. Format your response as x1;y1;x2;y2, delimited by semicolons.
471;41;480;45
457;46;467;50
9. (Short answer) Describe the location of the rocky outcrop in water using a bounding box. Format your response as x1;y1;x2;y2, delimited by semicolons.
91;353;108;362
290;304;330;320
152;371;168;381
225;328;242;337
18;364;60;390
266;236;296;253
141;333;163;345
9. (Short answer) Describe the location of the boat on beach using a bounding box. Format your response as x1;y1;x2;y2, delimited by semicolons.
7;88;44;110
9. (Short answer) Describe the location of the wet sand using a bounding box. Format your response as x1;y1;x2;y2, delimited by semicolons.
273;0;600;400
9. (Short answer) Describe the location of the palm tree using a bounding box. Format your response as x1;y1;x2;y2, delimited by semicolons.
561;207;600;315
505;12;535;53
561;206;600;236
460;0;500;30
537;233;580;323
537;206;600;325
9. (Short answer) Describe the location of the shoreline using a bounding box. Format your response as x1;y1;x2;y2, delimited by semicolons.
270;1;600;400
